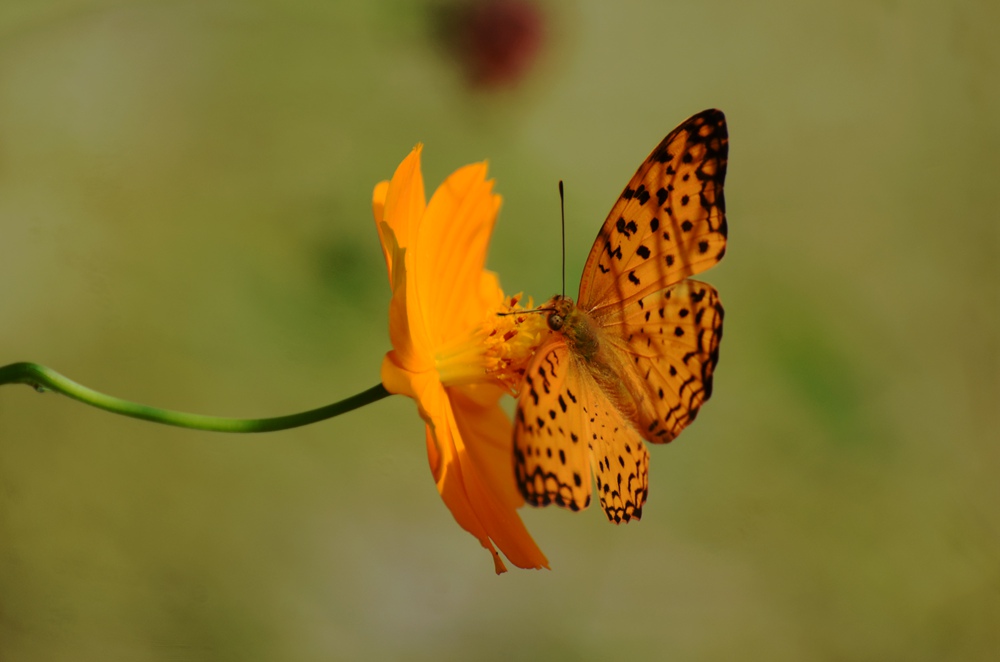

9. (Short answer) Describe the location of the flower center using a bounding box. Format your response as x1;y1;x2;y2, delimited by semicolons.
434;294;551;392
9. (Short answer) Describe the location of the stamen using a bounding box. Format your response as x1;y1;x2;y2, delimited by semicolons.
435;293;551;392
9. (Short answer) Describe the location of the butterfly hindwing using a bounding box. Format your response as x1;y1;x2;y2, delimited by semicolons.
514;340;651;522
585;383;649;523
600;280;724;443
578;109;728;313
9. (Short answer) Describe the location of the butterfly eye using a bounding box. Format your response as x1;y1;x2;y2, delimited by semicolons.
548;313;564;331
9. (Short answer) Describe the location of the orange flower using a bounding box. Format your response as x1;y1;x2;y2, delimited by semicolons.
373;145;550;573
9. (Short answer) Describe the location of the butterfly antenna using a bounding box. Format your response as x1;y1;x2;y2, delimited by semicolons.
559;180;566;299
499;182;565;319
497;307;555;317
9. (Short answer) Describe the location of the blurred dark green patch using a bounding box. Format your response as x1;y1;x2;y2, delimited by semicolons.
315;233;384;314
766;300;875;449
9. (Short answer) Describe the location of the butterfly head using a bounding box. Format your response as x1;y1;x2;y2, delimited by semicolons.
545;295;576;332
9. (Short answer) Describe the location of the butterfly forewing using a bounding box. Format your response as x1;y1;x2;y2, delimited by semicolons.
578;109;728;314
600;279;724;443
513;342;593;513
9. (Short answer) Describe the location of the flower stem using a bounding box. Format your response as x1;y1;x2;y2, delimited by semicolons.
0;362;390;433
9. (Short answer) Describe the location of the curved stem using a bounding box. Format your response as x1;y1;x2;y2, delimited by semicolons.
0;362;390;433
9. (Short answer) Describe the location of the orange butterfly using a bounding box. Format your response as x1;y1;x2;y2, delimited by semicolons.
514;109;728;523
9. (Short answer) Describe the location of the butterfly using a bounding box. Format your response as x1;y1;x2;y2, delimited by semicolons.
513;109;727;523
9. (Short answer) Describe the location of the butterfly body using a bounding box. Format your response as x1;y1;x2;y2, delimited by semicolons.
544;295;641;424
514;109;728;523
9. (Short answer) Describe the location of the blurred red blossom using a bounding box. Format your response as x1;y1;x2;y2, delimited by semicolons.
434;0;546;88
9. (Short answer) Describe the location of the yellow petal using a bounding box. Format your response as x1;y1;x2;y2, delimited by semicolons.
381;353;418;401
382;144;426;252
449;383;522;511
420;381;548;573
392;377;505;571
381;362;444;478
379;224;429;370
474;270;505;319
413;161;502;346
448;386;549;571
372;180;391;279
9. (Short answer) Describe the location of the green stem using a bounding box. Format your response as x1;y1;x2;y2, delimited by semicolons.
0;362;390;433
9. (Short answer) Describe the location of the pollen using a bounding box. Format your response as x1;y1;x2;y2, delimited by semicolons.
483;293;552;392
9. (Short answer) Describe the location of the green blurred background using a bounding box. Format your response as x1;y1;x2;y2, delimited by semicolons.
1;0;997;659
